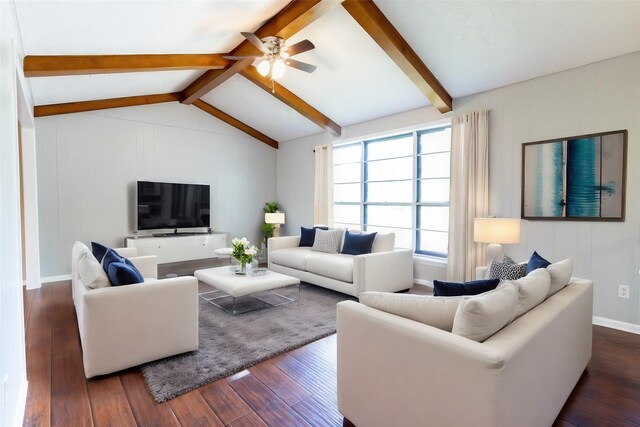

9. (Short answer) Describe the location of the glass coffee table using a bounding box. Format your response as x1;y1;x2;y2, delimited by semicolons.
194;266;300;315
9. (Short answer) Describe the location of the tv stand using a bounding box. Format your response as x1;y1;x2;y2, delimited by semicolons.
125;233;227;264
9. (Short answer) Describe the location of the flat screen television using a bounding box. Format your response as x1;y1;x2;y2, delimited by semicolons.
137;181;210;231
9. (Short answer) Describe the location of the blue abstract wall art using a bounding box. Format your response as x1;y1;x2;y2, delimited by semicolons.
522;130;627;221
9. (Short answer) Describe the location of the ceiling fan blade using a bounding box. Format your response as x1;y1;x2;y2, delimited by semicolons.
223;55;263;60
286;58;317;73
286;39;315;56
241;32;267;53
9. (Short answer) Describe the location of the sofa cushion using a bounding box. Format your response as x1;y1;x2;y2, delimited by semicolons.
433;278;500;296
342;231;377;255
547;258;573;297
107;261;144;286
360;292;463;331
72;241;90;267
306;252;354;283
91;241;110;263
452;281;518;342
269;247;312;270
371;233;395;253
526;251;551;275
102;248;123;274
77;250;111;289
510;268;551;318
312;228;344;254
485;255;526;280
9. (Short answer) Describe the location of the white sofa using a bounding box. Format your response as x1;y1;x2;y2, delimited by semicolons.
267;234;413;297
72;245;199;378
336;276;593;427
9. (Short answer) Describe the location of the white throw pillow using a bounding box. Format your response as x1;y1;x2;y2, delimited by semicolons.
451;281;518;342
371;233;395;253
547;258;573;297
509;268;551;318
77;251;111;289
312;228;344;254
360;292;463;332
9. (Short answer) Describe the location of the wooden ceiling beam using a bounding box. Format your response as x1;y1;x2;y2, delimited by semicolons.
24;54;230;77
192;100;278;149
34;93;180;117
240;67;341;136
180;0;342;105
341;0;452;113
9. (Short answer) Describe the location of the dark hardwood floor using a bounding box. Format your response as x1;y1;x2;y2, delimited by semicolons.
22;281;640;427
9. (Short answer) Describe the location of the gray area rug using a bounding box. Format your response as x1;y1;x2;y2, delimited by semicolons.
141;283;355;402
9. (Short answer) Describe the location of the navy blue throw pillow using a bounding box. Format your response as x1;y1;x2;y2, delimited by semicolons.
299;227;316;247
299;226;330;247
107;261;144;286
526;251;551;275
341;231;377;255
101;248;123;275
91;242;109;263
433;278;500;297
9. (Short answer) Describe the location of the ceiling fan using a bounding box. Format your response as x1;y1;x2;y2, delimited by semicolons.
224;32;317;81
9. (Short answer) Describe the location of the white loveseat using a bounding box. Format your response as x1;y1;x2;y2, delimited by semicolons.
72;245;199;378
267;233;413;297
336;276;593;427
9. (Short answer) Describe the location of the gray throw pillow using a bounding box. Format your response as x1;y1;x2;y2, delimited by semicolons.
312;228;344;254
485;255;526;280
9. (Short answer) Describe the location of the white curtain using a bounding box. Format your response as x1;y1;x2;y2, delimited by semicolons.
313;143;333;226
447;111;489;281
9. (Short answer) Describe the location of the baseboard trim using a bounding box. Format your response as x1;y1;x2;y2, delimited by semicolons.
13;378;28;427
413;278;433;287
40;274;71;284
593;316;640;335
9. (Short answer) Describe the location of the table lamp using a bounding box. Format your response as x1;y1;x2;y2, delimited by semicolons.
473;218;521;264
265;212;285;237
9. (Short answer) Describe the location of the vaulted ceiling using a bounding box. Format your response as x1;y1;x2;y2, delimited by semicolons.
15;0;640;148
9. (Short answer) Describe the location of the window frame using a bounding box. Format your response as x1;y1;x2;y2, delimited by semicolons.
333;124;452;258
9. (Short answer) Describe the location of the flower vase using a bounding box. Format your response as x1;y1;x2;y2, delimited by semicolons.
237;260;247;275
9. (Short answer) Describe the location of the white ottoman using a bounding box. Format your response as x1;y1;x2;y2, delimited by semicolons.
194;266;300;315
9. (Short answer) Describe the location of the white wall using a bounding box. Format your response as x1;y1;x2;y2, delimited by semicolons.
0;0;29;425
36;102;277;278
277;106;450;282
454;51;640;324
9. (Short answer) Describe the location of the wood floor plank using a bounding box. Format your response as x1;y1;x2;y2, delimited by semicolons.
552;420;577;427
168;390;225;427
248;360;310;406
90;394;137;427
87;376;126;403
198;379;252;425
227;412;268;427
271;353;338;408
50;282;94;427
120;371;180;427
226;371;311;427
23;286;52;427
292;395;343;427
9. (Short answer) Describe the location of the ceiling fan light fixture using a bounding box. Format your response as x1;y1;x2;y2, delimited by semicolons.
271;58;287;80
256;59;270;77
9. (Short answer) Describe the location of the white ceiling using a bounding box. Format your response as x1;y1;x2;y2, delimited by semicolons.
14;0;640;144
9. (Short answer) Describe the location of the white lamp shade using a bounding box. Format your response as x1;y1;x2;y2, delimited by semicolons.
256;60;270;77
474;218;520;244
265;212;285;224
271;59;286;79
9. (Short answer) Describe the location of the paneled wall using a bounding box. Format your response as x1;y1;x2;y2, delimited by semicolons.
278;51;640;324
454;51;640;324
0;0;28;424
36;102;277;278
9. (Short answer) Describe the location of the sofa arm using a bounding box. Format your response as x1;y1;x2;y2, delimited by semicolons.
268;236;300;253
129;255;158;279
353;249;413;295
337;301;504;427
114;247;137;258
81;276;198;378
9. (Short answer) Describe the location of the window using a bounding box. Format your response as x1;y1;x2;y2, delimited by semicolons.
333;125;451;257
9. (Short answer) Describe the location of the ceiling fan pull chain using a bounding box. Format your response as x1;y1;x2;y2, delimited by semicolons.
271;78;275;94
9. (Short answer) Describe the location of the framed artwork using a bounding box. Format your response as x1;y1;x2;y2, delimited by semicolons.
521;130;627;221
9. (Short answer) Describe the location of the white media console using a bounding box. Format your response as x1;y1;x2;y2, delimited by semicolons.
124;233;227;264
